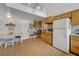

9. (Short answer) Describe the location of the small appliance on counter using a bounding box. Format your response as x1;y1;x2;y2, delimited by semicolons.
71;25;79;35
75;28;79;35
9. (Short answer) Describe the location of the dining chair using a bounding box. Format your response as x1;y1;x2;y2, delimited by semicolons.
4;36;15;49
15;35;22;44
0;38;4;48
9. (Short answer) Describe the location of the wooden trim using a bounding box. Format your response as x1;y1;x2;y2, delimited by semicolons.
51;32;53;46
54;9;79;20
69;12;72;53
54;12;72;20
69;36;71;54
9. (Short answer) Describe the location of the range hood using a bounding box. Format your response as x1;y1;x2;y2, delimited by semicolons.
6;3;47;17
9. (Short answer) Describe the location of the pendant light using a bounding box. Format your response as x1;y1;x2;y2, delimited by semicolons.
6;11;11;18
44;8;46;12
6;9;15;34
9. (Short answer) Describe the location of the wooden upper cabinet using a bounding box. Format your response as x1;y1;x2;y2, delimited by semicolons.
72;10;79;25
54;12;71;20
33;20;41;28
43;16;53;24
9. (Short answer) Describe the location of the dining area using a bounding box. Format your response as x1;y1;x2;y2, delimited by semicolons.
0;33;22;49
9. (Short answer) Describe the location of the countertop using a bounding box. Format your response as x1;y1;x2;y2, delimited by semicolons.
71;34;79;36
0;32;23;36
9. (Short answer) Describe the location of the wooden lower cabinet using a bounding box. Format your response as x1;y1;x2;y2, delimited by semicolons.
42;31;53;45
70;35;79;55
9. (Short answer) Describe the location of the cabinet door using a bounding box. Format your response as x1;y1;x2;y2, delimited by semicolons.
43;16;53;24
42;32;52;45
71;36;79;55
72;10;79;25
34;21;41;28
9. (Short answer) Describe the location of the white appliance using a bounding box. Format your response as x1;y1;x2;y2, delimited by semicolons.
53;18;71;53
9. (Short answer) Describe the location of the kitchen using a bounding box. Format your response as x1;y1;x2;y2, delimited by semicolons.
42;9;79;55
0;3;79;56
28;6;79;55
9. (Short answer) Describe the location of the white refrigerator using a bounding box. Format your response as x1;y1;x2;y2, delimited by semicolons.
53;18;71;53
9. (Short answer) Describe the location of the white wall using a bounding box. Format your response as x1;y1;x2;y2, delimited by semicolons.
0;4;8;34
13;18;33;40
0;3;33;40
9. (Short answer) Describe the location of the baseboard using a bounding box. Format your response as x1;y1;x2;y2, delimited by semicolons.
53;46;69;54
69;51;79;56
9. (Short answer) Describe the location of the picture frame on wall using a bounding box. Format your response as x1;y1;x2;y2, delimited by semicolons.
29;23;33;29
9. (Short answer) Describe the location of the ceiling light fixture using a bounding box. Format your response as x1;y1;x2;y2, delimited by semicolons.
28;3;31;5
44;8;46;12
36;6;40;9
6;9;14;24
6;9;15;35
6;11;11;18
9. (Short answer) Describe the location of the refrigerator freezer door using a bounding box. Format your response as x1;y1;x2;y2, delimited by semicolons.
53;18;71;29
53;29;69;53
53;19;67;29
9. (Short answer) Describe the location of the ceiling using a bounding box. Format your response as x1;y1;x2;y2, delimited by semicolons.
9;7;44;21
40;3;79;16
5;3;79;20
5;3;44;21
